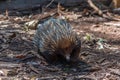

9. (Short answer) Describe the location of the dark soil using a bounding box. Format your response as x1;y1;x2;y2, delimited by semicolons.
0;8;120;80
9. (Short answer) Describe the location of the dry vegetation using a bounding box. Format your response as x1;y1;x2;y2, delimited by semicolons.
0;0;120;80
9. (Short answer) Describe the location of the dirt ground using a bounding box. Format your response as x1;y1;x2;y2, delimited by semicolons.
0;8;120;80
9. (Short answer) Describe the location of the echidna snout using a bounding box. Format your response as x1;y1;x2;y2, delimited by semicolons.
65;54;70;62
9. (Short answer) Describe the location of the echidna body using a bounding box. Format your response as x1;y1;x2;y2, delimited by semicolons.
34;18;81;63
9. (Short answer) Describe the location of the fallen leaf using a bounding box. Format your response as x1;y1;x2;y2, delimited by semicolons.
15;54;26;59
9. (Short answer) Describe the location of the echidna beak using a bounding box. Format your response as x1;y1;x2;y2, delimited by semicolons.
66;55;70;62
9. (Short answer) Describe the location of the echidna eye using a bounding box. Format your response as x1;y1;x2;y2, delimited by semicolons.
71;44;81;57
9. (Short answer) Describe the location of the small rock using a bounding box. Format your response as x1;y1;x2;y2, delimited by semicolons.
71;68;77;72
0;70;5;76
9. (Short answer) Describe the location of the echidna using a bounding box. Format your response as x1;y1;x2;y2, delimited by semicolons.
34;18;81;63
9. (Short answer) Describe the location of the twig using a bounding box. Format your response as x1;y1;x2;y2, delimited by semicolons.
29;63;59;74
28;50;42;59
109;69;120;77
29;64;40;74
16;50;43;62
57;3;61;16
87;0;119;21
19;50;41;59
41;66;60;72
0;48;6;52
42;0;55;13
87;0;103;16
45;0;55;8
0;63;20;69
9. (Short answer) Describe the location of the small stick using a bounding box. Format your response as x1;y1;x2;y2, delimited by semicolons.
87;0;103;16
46;0;55;8
29;64;40;74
